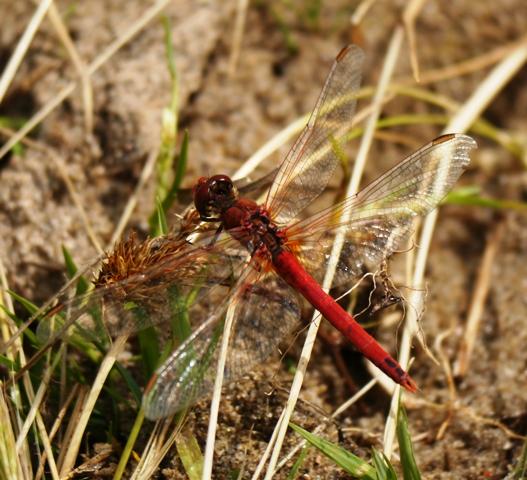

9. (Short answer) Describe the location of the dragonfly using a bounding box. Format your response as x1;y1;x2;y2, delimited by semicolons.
140;45;476;419
25;45;475;420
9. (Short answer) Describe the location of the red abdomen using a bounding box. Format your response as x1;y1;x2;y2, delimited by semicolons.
272;249;417;392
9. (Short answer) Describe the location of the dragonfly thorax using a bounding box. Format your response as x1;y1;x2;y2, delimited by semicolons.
225;204;286;258
193;174;286;257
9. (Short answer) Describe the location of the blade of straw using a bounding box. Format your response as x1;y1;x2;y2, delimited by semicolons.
0;0;52;103
201;301;238;479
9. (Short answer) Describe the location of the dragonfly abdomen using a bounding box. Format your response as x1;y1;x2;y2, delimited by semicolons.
272;249;417;392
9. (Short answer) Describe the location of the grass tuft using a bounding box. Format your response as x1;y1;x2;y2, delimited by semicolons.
396;405;421;480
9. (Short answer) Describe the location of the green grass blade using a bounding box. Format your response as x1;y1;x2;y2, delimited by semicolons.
148;16;181;234
396;405;421;480
122;302;159;377
169;285;191;344
445;186;527;212
173;129;188;192
176;430;204;480
7;290;38;315
0;116;26;129
289;423;377;479
269;4;299;54
159;16;179;191
112;408;145;480
371;449;397;480
338;110;523;161
151;199;169;237
287;445;311;480
300;0;322;29
62;245;90;295
162;129;189;213
161;15;178;100
228;469;241;480
138;327;160;378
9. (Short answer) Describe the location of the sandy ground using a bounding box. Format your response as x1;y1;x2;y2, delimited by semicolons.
1;0;526;478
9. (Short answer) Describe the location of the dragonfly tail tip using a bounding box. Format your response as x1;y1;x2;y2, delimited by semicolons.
402;374;418;393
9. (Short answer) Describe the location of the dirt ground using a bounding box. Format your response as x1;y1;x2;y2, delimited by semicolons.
1;0;526;478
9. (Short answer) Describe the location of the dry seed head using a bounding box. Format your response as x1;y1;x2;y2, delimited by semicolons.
94;232;201;305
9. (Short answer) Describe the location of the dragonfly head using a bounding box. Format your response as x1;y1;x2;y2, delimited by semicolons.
193;174;238;221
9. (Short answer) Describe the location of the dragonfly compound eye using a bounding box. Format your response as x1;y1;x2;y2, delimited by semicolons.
208;174;237;207
193;175;237;220
209;175;233;195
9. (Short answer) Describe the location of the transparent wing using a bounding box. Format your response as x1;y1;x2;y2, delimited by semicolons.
143;271;301;419
285;134;477;286
265;45;364;225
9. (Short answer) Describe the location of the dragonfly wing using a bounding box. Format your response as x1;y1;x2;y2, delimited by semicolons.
286;134;477;287
143;271;301;419
225;274;300;378
265;45;364;225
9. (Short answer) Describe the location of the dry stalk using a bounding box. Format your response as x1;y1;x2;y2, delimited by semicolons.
61;445;113;480
407;35;527;85
0;0;52;103
202;301;238;479
131;416;185;479
0;388;22;479
0;33;82;479
15;347;62;454
27;400;61;480
233;116;308;181
227;0;249;77
46;1;94;132
51;154;104;254
56;387;89;471
34;385;80;480
404;397;525;441
0;256;19;351
350;0;378;25
234;95;391;185
250;410;282;479
402;0;427;82
58;335;127;476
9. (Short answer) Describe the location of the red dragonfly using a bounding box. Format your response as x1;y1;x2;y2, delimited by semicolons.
22;45;475;419
138;45;476;419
